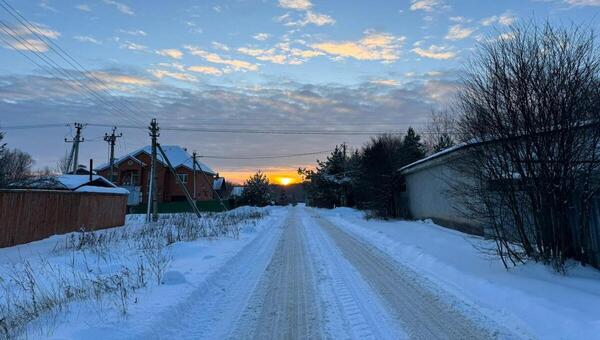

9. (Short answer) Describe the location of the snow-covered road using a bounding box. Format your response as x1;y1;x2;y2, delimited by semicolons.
128;205;509;339
21;204;600;339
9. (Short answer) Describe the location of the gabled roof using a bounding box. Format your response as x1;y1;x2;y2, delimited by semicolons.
95;145;215;175
213;177;226;190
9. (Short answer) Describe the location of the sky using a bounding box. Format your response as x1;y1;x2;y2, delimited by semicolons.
0;0;599;184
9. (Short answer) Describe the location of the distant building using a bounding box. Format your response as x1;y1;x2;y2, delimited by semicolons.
212;177;228;199
96;145;216;205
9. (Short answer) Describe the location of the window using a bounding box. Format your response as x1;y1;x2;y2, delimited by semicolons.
122;170;140;186
178;173;189;184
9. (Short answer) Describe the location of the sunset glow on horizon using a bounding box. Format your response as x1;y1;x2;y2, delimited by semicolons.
218;170;304;186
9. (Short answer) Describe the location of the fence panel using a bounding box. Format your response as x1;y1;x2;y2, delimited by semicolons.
0;189;127;248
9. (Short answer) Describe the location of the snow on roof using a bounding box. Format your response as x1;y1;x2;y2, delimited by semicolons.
213;177;225;190
6;175;125;194
75;185;130;195
57;175;113;190
398;143;467;174
95;145;216;175
231;186;244;197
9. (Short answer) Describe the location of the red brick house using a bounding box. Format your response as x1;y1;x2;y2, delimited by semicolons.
96;145;216;205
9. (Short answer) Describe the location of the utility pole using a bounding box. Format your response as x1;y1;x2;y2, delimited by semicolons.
65;123;86;174
103;126;122;183
149;119;160;222
192;151;197;200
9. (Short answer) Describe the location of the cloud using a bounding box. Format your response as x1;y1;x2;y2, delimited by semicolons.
277;10;335;27
565;0;600;6
311;30;405;63
278;0;312;10
39;1;58;12
156;48;183;59
103;0;134;15
238;42;324;65
90;71;154;88
184;45;259;72
187;65;223;76
410;0;444;12
148;69;198;82
4;39;49;53
118;29;147;36
212;41;230;51
9;23;60;40
253;33;271;41
0;70;461;173
0;23;61;53
411;45;456;59
120;41;147;51
74;35;101;44
445;24;476;40
75;4;91;11
370;79;398;86
481;11;515;26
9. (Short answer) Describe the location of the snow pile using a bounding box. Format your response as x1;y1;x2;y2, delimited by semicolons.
318;207;600;339
0;207;281;339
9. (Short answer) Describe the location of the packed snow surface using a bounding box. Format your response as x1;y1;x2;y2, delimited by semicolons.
1;205;599;339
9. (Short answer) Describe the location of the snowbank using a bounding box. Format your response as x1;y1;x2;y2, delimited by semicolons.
0;206;284;338
317;207;600;340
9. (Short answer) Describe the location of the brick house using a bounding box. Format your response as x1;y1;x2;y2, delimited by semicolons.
96;145;216;205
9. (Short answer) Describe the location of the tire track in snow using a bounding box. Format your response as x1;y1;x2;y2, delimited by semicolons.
316;215;498;340
301;209;408;340
132;210;287;340
231;207;321;339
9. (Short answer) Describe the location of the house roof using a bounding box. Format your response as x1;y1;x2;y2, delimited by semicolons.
399;143;467;174
231;186;244;197
95;145;216;175
6;175;129;194
213;177;225;190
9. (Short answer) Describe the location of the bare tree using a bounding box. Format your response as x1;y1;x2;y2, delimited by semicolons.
56;151;71;174
2;148;34;181
454;21;600;271
425;110;457;154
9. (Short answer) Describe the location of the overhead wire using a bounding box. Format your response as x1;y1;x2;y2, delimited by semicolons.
0;1;147;126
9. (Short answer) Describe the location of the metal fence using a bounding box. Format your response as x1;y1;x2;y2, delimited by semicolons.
0;189;128;247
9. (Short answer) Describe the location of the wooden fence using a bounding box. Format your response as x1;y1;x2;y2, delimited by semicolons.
0;189;128;248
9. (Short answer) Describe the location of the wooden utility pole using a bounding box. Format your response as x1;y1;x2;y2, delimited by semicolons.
103;126;122;183
194;157;228;212
158;144;202;218
65;123;85;174
149;119;160;222
192;151;197;200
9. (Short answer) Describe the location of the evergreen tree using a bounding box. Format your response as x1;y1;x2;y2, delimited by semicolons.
240;171;271;207
277;188;289;206
401;127;425;165
432;133;455;153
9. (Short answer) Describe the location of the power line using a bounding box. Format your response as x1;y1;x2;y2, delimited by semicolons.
2;122;450;135
197;149;334;160
0;1;147;126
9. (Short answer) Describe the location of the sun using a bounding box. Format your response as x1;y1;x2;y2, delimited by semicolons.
278;177;293;186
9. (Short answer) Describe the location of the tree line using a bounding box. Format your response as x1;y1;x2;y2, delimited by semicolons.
299;20;600;272
298;127;442;218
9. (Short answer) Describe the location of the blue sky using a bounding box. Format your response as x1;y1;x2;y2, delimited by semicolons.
0;0;599;182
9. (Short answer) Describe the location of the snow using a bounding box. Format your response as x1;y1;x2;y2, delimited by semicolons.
96;145;216;175
0;207;282;339
213;177;224;190
3;205;599;339
56;174;112;189
75;185;130;195
317;207;600;340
